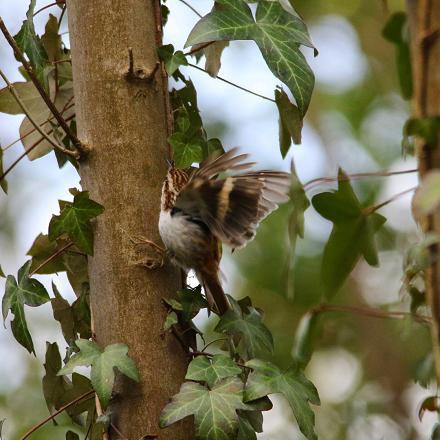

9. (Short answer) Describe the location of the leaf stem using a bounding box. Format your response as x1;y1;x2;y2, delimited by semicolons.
367;186;417;213
18;390;94;440
0;18;87;158
184;41;215;57
176;0;203;18
29;241;74;276
201;337;228;352
187;62;275;103
0;68;78;158
304;168;419;191
311;303;431;325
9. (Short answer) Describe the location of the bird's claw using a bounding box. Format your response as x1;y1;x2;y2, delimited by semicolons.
129;235;166;270
134;256;165;270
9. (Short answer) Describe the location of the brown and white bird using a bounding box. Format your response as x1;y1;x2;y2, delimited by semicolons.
158;148;291;315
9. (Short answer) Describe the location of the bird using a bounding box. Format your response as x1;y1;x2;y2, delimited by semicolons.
141;148;291;315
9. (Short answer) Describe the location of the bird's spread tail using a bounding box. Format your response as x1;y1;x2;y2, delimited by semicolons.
198;270;230;315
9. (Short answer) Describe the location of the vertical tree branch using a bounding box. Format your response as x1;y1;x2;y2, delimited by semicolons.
66;0;192;438
407;0;440;384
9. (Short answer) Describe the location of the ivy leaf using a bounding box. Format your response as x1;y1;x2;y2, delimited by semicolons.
51;282;75;343
413;170;440;220
186;354;242;387
0;81;41;115
312;169;386;297
58;339;140;407
157;44;188;76
275;88;303;156
403;117;440;150
42;342;72;416
14;0;48;76
292;312;320;368
192;41;230;77
49;191;104;255
160;377;249;439
27;233;66;274
41;14;62;63
0;265;5;278
169;133;204;168
215;298;273;360
0;148;7;194
244;359;319;440
185;0;315;116
63;252;89;296
164;311;178;331
2;260;50;354
66;432;80;440
382;12;413;99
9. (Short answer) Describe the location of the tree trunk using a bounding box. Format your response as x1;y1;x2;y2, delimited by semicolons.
66;1;193;438
407;1;440;383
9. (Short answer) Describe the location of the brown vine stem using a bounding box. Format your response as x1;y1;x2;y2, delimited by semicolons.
18;390;94;440
187;62;276;103
0;68;78;159
29;241;74;277
0;18;87;158
33;1;64;17
310;303;431;326
304;168;419;191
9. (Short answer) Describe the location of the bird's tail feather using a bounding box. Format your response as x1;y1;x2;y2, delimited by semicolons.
198;270;230;315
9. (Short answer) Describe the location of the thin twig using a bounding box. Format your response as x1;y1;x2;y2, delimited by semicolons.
0;68;78;158
304;168;419;191
184;41;216;57
0;18;87;158
110;423;129;440
311;303;431;326
187;63;275;103
367;186;417;213
29;241;74;276
58;4;67;31
18;390;94;440
176;0;203;17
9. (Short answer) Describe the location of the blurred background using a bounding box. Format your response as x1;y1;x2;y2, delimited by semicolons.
0;0;434;439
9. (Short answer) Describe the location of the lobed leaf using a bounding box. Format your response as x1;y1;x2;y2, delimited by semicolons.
186;354;242;387
244;359;319;440
2;260;50;354
185;0;316;116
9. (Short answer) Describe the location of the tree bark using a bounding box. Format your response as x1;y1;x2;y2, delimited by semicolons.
407;0;440;383
66;1;193;438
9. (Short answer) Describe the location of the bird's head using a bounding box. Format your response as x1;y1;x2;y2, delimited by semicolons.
161;161;189;211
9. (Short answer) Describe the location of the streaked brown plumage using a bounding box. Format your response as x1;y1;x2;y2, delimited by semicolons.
158;148;291;314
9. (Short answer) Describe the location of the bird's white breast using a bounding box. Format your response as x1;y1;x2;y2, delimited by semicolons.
158;210;203;270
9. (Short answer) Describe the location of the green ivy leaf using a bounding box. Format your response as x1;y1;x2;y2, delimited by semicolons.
186;354;242;387
169;133;204;168
215;297;273;360
164;311;178;331
292;312;320;368
382;12;413;99
51;282;76;343
237;416;257;440
58;339;139;407
14;0;48;82
403;117;440;149
244;359;319;440
66;432;80;440
27;233;66;274
2;260;50;354
275;88;303;156
185;0;315;116
0;81;41;115
41;14;62;63
158;44;188;76
160;377;249;439
42;342;72;416
63;252;89;297
0;148;7;194
312;169;386;297
0;265;5;278
413;170;440;219
49;191;104;255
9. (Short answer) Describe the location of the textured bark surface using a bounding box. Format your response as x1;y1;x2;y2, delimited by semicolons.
66;1;193;438
407;0;440;383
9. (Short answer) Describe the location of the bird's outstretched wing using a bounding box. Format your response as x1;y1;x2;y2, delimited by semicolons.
175;148;291;248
